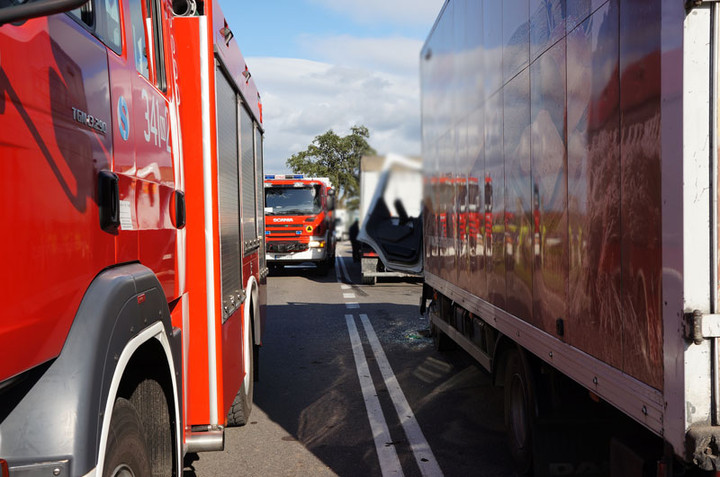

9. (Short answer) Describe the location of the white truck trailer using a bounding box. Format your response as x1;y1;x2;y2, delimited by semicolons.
363;0;720;474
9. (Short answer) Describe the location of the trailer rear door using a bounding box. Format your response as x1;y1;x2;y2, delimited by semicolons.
357;156;423;274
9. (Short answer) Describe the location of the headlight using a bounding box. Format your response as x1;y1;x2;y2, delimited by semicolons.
309;240;325;248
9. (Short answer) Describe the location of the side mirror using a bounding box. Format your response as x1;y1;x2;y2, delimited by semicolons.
0;0;88;25
327;188;336;210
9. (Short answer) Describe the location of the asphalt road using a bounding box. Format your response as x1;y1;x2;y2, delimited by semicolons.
185;243;514;477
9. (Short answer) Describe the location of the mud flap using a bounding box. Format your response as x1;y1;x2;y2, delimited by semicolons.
532;417;611;477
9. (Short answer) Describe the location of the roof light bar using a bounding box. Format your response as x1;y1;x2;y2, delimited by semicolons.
264;174;305;180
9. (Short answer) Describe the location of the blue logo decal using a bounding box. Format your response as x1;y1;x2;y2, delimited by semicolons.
117;96;130;141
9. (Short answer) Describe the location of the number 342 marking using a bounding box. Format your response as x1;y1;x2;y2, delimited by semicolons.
142;89;171;152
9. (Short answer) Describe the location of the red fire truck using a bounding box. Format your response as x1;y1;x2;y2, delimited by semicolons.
264;174;336;275
0;0;265;475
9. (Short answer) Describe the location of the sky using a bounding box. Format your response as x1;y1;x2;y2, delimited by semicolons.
220;0;446;174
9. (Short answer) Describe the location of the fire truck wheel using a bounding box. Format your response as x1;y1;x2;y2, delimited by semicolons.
503;349;535;475
103;398;152;477
361;274;376;285
227;329;254;427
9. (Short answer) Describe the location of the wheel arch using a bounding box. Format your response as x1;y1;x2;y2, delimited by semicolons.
96;322;182;477
492;337;544;420
0;263;182;476
245;274;261;346
492;336;529;388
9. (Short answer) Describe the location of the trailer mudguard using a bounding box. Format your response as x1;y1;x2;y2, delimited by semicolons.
0;263;181;476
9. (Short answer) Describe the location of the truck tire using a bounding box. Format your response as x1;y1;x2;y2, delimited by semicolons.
503;349;535;475
361;274;376;285
103;398;152;477
227;323;254;427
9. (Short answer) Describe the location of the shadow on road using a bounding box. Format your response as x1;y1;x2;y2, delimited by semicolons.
184;251;513;477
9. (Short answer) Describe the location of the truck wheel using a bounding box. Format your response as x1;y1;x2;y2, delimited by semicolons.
227;322;254;426
361;274;376;285
103;398;152;477
504;349;534;475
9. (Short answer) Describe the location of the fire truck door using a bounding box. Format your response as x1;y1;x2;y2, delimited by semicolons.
0;6;115;382
116;0;177;298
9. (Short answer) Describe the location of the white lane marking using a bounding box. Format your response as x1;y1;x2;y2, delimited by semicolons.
335;255;343;284
336;254;353;286
345;314;404;477
360;314;444;477
346;302;360;309
338;253;352;283
343;293;356;299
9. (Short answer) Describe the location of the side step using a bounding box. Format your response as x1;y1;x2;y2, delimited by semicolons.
185;427;225;453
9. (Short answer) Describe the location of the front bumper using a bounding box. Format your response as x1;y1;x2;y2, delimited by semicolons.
267;245;327;263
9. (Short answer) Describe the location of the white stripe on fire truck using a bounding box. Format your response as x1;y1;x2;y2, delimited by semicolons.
199;16;219;426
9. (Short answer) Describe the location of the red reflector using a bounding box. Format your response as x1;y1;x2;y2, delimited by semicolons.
137;294;146;304
1;459;8;477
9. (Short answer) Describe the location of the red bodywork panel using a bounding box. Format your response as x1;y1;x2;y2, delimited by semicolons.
175;15;212;425
0;5;178;383
175;0;265;429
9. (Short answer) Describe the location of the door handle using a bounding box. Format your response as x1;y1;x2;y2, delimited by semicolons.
98;170;120;234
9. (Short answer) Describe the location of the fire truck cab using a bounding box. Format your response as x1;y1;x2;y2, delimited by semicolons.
264;175;336;275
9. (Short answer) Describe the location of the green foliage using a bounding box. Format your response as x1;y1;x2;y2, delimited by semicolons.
286;125;376;210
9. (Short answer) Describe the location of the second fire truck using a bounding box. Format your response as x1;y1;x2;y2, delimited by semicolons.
264;175;336;275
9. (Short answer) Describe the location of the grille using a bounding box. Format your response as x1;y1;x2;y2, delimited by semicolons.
267;241;309;253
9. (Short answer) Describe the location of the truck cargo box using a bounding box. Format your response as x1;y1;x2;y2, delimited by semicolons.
366;0;720;472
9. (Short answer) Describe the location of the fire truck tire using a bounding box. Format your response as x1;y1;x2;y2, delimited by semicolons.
227;329;254;427
503;349;535;475
103;398;152;477
361;274;376;285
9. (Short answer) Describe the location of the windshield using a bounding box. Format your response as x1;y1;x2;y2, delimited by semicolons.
265;186;322;215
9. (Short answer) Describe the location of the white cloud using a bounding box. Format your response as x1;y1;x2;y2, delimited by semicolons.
250;36;423;173
298;34;423;78
308;0;443;27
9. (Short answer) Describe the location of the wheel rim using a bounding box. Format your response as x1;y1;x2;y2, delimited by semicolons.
509;373;528;449
109;464;136;477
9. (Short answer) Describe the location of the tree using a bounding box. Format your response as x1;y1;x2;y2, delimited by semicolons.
286;125;376;210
